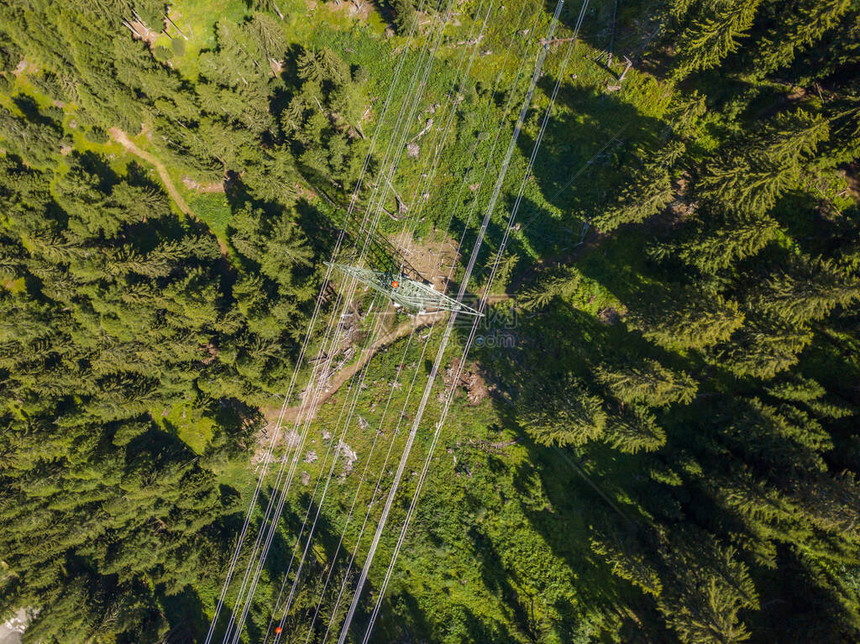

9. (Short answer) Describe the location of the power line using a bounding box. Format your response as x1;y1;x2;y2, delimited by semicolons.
335;1;568;640
206;0;447;638
265;2;498;638
308;5;538;636
362;1;592;638
222;0;466;638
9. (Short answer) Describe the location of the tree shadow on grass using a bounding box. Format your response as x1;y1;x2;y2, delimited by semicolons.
462;513;542;641
466;298;697;616
517;81;666;226
496;402;633;598
370;584;528;644
158;586;209;643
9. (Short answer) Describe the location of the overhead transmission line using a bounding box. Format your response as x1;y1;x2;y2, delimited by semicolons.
263;0;496;637
263;2;501;638
314;0;550;637
364;4;593;637
332;1;578;641
319;13;541;632
218;0;466;639
288;14;535;638
205;0;447;639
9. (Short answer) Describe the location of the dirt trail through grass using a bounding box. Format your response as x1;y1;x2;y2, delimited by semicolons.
109;128;194;215
109;127;229;254
264;310;448;427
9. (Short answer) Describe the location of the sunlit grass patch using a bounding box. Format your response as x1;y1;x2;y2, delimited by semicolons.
158;402;217;454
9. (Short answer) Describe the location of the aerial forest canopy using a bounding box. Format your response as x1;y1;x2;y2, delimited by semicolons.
0;0;859;642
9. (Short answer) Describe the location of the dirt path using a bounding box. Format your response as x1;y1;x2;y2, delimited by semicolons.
261;290;516;431
109;128;195;216
182;176;225;193
109;128;229;254
264;310;448;427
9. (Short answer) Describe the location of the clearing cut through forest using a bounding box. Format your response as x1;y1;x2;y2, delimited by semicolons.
265;231;525;429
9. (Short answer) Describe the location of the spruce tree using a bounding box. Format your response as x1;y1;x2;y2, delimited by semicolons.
630;287;745;351
672;0;763;78
522;377;607;446
595;359;697;407
751;0;851;75
593;165;674;232
603;405;667;454
752;256;860;326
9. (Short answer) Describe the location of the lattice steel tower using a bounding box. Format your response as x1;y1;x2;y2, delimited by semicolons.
326;262;483;316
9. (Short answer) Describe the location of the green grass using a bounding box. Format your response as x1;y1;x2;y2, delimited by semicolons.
0;277;26;294
189;192;233;240
157;402;217;455
162;0;252;80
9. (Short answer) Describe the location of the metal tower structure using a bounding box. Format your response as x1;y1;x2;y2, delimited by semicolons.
326;262;483;316
324;209;425;283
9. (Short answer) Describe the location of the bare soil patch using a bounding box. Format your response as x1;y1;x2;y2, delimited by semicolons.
182;176;225;193
12;58;36;77
325;0;374;22
392;232;461;290
127;20;160;47
251;421;300;468
442;357;488;405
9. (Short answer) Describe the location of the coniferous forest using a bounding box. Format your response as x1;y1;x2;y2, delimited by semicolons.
0;0;859;642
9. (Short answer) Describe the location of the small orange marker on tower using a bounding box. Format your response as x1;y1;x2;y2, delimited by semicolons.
275;626;282;634
391;280;399;288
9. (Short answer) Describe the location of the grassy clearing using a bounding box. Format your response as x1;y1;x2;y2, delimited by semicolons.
163;0;252;80
189;192;233;240
157;402;217;455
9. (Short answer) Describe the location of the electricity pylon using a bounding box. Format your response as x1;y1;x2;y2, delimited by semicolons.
326;262;483;316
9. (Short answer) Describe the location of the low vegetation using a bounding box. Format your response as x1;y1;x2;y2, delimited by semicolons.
0;0;859;642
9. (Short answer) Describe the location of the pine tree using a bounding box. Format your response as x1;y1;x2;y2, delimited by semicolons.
393;0;420;35
518;266;586;311
298;47;349;86
590;531;663;596
672;0;763;78
714;316;813;379
791;472;860;541
0;104;66;169
751;0;851;75
765;374;826;402
722;397;833;470
699;111;829;214
593;164;674;232
752;256;860;326
0;28;21;72
250;12;289;56
658;536;759;644
522;377;607;446
675;211;781;272
242;146;300;205
603;404;667;454
259;218;314;287
630;287;745;351
595;358;697;407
